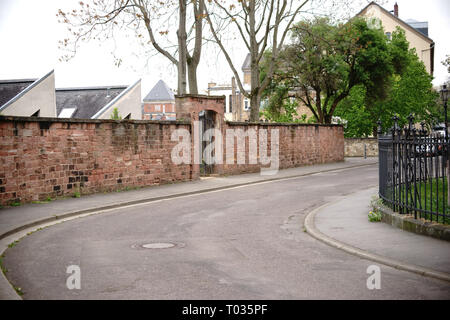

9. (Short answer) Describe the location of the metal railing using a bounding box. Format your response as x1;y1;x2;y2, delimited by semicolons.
378;115;449;224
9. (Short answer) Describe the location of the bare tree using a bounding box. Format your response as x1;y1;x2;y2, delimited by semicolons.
57;0;205;94
203;0;310;121
203;0;386;121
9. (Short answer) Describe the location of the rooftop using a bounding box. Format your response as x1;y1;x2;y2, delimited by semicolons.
0;79;36;108
143;80;174;102
56;86;127;119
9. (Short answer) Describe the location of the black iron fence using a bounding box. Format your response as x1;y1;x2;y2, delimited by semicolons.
378;115;449;224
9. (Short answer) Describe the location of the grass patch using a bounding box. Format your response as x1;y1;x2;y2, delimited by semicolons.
8;241;19;248
14;286;24;296
386;177;449;224
368;210;382;222
0;254;7;274
401;177;449;224
32;196;53;204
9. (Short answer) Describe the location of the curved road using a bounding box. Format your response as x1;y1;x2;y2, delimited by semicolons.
3;165;450;299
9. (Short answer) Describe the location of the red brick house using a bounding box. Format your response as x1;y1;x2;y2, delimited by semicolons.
142;80;176;120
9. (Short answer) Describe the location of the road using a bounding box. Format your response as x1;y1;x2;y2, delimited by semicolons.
2;164;450;299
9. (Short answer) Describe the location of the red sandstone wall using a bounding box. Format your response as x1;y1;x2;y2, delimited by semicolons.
0;110;344;206
0;117;194;205
221;122;344;175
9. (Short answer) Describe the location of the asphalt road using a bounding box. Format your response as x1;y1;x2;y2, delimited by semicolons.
3;165;450;299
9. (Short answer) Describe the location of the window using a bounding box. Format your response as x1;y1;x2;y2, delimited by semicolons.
244;99;250;111
229;95;233;113
58;108;76;118
155;105;161;112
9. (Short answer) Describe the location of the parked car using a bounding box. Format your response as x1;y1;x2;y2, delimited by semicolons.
432;124;445;137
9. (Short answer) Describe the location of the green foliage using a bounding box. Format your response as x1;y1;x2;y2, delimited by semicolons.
336;35;439;136
32;196;53;204
334;85;373;138
110;107;122;120
261;18;438;131
263;17;399;124
8;241;19;248
442;55;450;74
0;254;8;274
14;286;24;296
334;28;438;136
368;210;382;222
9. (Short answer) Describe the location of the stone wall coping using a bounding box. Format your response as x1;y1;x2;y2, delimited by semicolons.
373;201;450;242
0;115;191;126
175;94;226;100
225;121;343;128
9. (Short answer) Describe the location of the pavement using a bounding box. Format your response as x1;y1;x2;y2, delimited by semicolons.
307;187;450;282
1;157;449;300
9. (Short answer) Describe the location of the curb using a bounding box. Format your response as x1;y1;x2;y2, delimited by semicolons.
373;203;450;242
0;161;377;242
304;196;450;283
0;161;378;300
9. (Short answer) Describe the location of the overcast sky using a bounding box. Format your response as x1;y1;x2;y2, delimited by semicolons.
0;0;448;97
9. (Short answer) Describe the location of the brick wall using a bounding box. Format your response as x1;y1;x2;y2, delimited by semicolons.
344;138;378;157
221;122;344;175
0;97;344;206
0;117;194;205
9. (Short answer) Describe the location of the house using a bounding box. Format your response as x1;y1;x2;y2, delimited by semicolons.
56;80;142;120
142;80;176;120
207;55;251;122
356;2;434;75
0;70;56;117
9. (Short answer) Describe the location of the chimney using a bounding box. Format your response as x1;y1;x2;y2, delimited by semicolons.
394;2;399;17
207;82;216;95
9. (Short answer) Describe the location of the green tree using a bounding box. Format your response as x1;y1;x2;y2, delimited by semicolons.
442;55;450;74
275;17;397;124
110;108;122;120
336;32;439;136
333;85;373;138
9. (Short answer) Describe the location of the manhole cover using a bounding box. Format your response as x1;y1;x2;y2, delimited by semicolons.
131;241;185;250
142;242;175;249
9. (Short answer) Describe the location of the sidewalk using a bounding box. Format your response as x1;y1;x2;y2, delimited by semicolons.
310;187;450;280
0;158;377;240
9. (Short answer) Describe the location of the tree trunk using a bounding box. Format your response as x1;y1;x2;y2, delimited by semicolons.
372;126;378;138
177;0;188;95
249;51;260;121
187;60;198;95
186;0;204;95
250;93;261;122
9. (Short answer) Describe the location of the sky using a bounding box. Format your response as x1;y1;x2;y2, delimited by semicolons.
0;0;449;98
